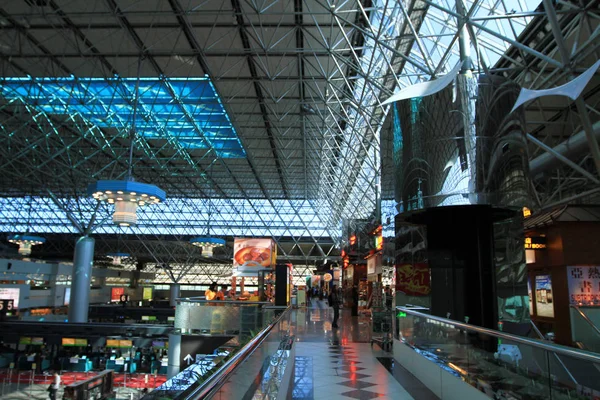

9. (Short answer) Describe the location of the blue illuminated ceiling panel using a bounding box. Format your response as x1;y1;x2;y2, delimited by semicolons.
0;76;246;158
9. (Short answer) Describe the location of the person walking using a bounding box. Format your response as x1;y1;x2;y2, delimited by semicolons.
330;285;340;328
47;373;60;400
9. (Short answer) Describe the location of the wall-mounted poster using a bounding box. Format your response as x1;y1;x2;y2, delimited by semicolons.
233;238;277;272
111;287;125;302
142;287;153;301
527;278;533;316
396;263;430;296
567;266;600;305
535;275;554;318
64;287;71;306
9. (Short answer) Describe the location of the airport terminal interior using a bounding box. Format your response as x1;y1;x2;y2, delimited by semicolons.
0;0;599;399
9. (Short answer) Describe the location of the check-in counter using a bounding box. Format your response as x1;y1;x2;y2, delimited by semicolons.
19;356;50;371
62;357;93;372
106;359;136;373
151;359;168;374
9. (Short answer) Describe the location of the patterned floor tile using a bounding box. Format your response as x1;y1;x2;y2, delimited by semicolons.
336;380;377;390
339;389;386;399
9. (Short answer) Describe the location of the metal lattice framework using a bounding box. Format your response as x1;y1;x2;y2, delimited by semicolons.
0;0;598;283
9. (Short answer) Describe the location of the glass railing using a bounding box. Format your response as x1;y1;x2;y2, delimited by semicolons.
174;299;276;341
570;305;600;353
395;306;600;399
144;305;291;399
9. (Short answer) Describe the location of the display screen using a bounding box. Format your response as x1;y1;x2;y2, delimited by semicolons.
62;338;75;346
107;339;132;348
535;275;555;318
31;337;44;345
0;288;20;309
19;337;31;345
75;338;88;346
167;316;175;322
152;341;165;348
141;315;157;321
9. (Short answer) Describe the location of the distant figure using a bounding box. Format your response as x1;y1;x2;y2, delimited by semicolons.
47;373;60;400
330;285;340;328
216;285;227;301
351;285;359;316
205;282;218;300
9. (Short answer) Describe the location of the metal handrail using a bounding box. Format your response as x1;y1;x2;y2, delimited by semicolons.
570;305;600;338
397;306;600;365
183;306;290;400
176;298;273;306
529;320;578;384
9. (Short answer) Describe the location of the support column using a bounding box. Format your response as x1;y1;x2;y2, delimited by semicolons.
169;284;180;307
68;236;95;323
417;206;498;329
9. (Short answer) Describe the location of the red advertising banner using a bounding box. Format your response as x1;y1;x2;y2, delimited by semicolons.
396;263;430;296
111;287;125;302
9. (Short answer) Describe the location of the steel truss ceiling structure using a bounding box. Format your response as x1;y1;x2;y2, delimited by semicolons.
0;0;598;283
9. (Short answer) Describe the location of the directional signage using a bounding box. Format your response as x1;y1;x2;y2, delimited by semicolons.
178;335;233;370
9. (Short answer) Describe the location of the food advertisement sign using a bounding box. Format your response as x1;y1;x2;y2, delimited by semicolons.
535;275;554;318
233;238;277;271
395;263;430;296
567;266;600;306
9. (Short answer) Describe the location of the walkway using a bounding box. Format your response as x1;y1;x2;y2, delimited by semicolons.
290;300;438;400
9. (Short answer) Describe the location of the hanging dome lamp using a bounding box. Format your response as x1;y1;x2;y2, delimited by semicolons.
190;237;226;257
8;234;46;256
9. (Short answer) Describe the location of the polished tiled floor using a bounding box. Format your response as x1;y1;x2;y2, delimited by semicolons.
290;300;439;400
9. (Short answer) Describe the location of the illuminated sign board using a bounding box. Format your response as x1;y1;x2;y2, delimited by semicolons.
523;207;532;218
111;287;125;302
525;237;546;250
0;288;20;309
106;339;133;348
568;266;600;306
142;287;153;301
141;315;157;321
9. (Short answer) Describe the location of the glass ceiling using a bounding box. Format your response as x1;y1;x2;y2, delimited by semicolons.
0;76;245;158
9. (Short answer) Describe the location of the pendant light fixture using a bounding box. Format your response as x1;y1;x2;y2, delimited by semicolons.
87;56;165;226
7;196;45;256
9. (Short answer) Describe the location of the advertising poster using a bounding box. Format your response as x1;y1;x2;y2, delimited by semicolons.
143;287;153;301
111;287;125;302
567;266;600;305
0;288;20;309
233;238;277;271
64;287;71;306
527;277;533;316
396;263;430;296
535;275;554;318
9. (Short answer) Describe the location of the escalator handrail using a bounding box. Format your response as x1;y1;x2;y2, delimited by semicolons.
570;305;600;339
183;306;291;400
397;306;600;365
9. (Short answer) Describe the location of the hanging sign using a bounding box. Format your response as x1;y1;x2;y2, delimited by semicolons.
233;238;277;272
111;287;125;302
525;237;546;250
